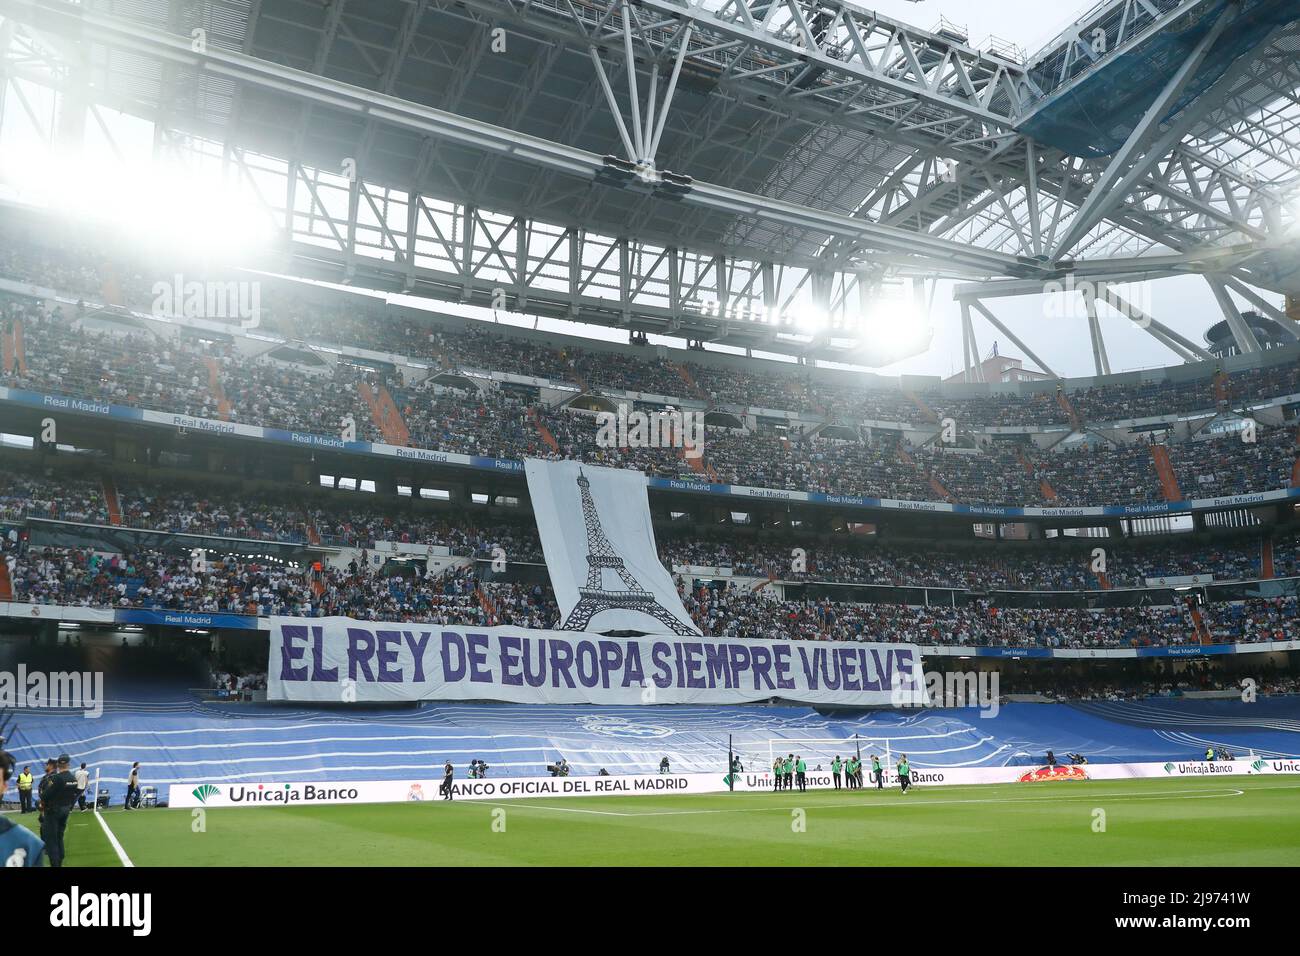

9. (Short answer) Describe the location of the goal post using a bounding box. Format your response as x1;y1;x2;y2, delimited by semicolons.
730;736;897;776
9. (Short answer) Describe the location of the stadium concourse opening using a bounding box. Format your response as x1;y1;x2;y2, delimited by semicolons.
0;0;1299;919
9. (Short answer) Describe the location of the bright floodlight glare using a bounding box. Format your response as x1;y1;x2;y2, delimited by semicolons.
796;304;830;332
9;147;271;258
862;296;930;352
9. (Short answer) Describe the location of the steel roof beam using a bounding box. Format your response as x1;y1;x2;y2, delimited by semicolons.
1220;276;1300;341
965;297;1058;378
0;0;1028;276
1205;273;1263;353
446;0;1028;146
1098;286;1215;361
1024;0;1217;109
1048;2;1239;260
1083;293;1113;376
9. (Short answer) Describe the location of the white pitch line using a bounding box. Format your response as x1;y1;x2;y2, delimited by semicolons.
478;802;633;816
473;785;1251;819
92;809;135;867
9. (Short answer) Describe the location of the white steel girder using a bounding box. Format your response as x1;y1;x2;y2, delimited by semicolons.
0;0;1031;280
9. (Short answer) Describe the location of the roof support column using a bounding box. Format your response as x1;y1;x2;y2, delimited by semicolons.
461;206;477;301
959;299;976;383
620;1;645;163
1082;293;1112;376
588;46;637;162
967;298;1058;378
1097;287;1214;363
1206;273;1262;354
647;24;692;163
1221;277;1300;342
404;191;419;290
1025;142;1043;258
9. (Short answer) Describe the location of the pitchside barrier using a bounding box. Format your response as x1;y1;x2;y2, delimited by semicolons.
168;757;1300;808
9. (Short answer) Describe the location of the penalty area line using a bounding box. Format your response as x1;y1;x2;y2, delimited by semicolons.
93;809;135;867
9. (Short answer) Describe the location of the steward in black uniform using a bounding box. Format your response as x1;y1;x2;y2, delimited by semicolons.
36;758;55;827
41;755;81;868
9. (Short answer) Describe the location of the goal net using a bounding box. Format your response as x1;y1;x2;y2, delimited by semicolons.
730;736;899;776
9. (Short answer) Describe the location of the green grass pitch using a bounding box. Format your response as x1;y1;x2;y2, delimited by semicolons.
58;776;1300;867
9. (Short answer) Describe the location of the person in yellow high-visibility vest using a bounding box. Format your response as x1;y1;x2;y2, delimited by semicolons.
16;766;34;814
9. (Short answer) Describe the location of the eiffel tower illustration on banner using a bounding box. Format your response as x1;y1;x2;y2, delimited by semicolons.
560;469;696;635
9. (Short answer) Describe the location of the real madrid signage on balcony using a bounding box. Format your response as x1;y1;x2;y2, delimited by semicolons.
683;299;795;325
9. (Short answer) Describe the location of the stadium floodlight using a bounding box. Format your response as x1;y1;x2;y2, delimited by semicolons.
797;305;831;333
5;143;272;259
856;293;933;361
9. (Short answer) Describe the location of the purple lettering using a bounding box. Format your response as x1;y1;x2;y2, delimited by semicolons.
598;640;623;689
402;631;430;682
375;629;402;683
549;640;576;688
346;627;376;682
279;625;308;682
441;631;467;682
498;635;523;686
467;633;492;683
576;641;599;688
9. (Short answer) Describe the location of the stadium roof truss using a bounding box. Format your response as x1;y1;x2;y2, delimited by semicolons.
1;0;1298;364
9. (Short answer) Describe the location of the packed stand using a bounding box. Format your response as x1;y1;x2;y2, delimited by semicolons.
683;585;1200;648
1167;426;1298;499
7;546;557;626
6;240;1300;509
1033;439;1165;507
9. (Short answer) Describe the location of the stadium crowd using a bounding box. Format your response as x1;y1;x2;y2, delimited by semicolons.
688;588;1297;647
4;233;1300;432
6;545;558;627
5;532;1297;647
659;533;1282;589
3;278;1298;508
4;466;1295;590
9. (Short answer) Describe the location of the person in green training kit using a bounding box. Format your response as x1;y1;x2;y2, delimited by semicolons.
772;755;783;790
783;754;794;791
845;755;858;790
897;754;912;794
795;755;807;793
831;755;842;790
872;754;883;790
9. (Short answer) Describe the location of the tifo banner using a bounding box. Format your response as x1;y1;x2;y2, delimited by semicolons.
168;758;1300;809
524;458;700;635
266;617;925;707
